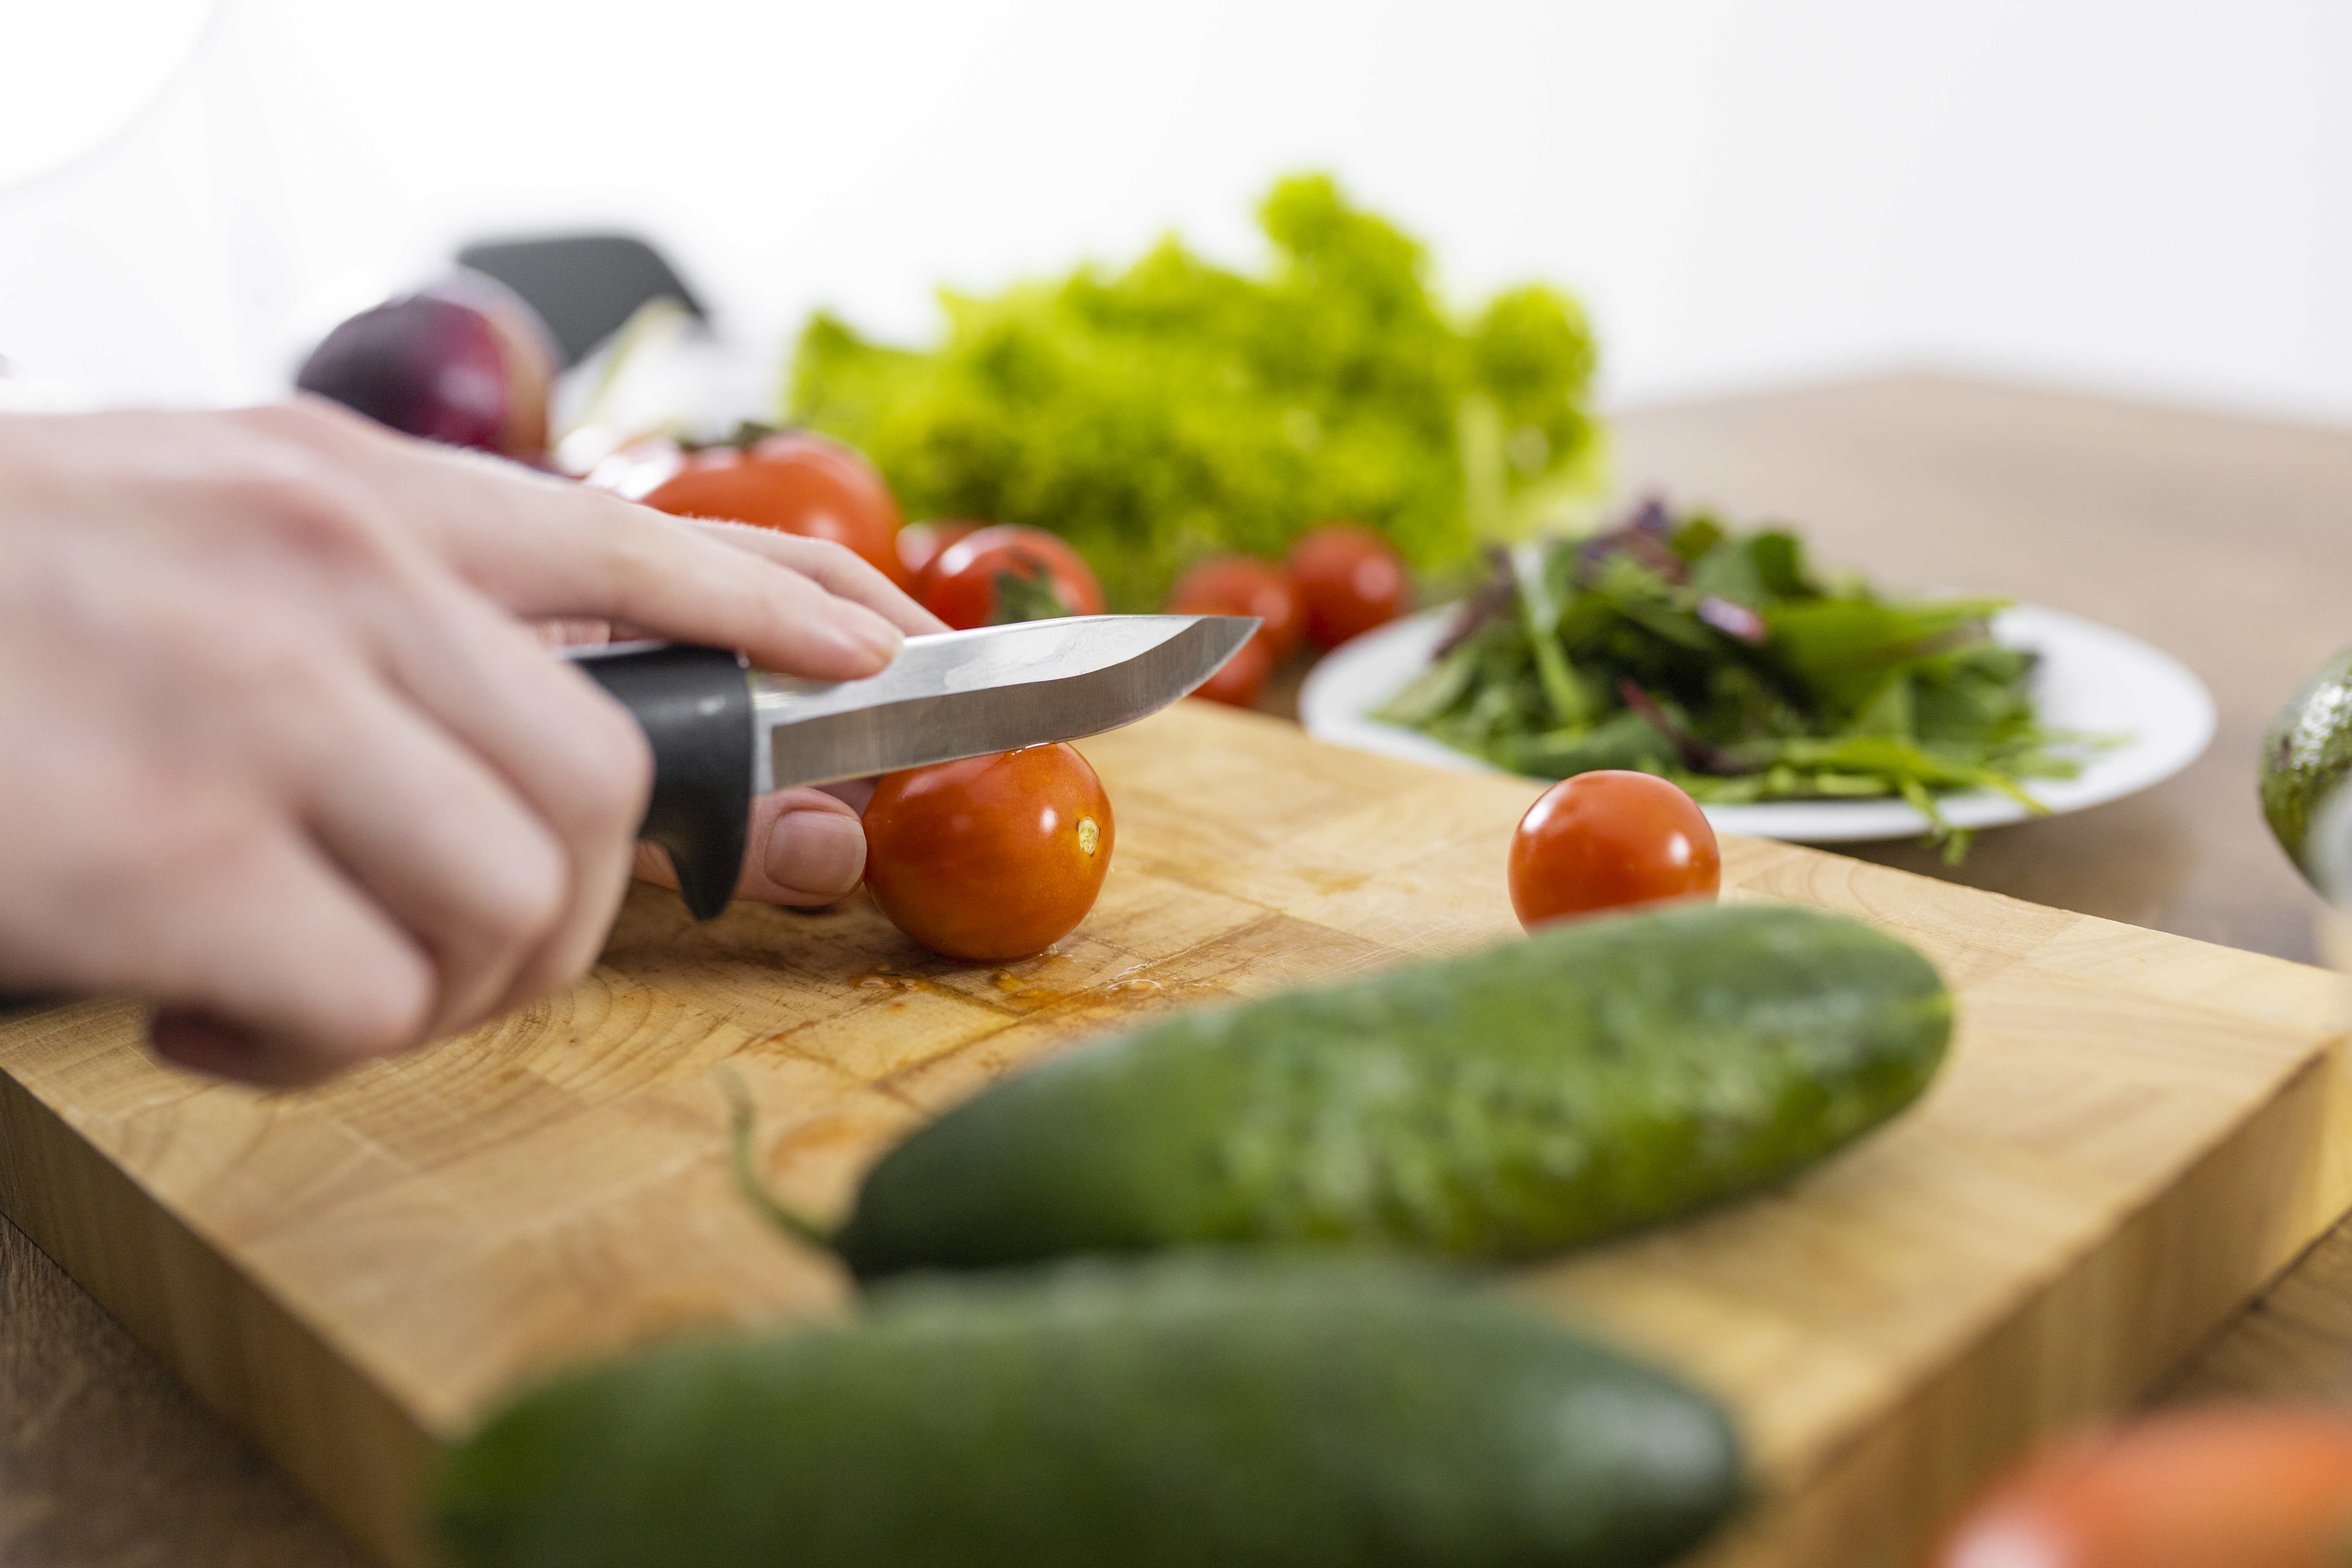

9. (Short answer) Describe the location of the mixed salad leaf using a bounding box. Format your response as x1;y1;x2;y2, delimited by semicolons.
1376;501;2097;859
788;175;1605;610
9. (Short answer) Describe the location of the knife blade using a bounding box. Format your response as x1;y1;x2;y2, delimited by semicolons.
568;615;1257;920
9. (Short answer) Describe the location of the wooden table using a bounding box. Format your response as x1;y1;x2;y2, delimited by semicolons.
6;373;2352;1566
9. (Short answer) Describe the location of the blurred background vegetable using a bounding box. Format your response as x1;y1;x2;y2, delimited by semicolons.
788;174;1604;611
1167;554;1304;707
634;428;909;587
295;274;556;462
895;519;978;586
1378;498;2090;855
2260;647;2352;883
1926;1407;2352;1568
1288;523;1411;648
917;524;1107;631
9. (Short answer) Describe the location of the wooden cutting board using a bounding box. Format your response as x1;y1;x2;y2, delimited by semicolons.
1;700;2346;1568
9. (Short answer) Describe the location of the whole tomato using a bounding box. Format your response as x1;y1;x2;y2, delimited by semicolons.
1508;770;1720;929
641;430;906;586
1186;632;1274;709
1288;523;1410;648
897;519;978;586
1167;554;1305;661
1927;1408;2352;1568
920;525;1107;630
861;744;1114;961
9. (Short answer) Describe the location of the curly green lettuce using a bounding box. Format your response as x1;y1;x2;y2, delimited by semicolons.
788;174;1605;609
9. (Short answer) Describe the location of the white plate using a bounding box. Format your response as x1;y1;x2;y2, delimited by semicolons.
1298;603;2215;843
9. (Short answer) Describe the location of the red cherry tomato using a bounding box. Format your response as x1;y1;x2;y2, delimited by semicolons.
1288;523;1410;648
1927;1408;2352;1568
1167;554;1305;661
919;524;1107;630
642;430;906;586
1508;770;1720;928
1187;632;1273;709
861;744;1114;961
897;519;978;586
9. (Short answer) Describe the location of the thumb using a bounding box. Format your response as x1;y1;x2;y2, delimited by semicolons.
632;788;867;909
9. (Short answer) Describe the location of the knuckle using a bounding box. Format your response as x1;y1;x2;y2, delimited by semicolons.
334;947;435;1059
564;672;656;832
455;834;570;955
263;394;377;448
510;924;602;1006
267;481;382;559
238;398;328;436
799;537;862;575
797;538;891;599
130;795;281;916
486;815;575;938
231;399;381;468
600;515;674;594
184;427;399;571
216;465;394;576
181;624;354;760
589;706;655;830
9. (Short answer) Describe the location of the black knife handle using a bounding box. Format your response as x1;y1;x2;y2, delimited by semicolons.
569;642;753;922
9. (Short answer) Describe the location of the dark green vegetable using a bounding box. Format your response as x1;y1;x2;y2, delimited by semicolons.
835;903;1950;1279
1377;500;2098;859
788;173;1603;611
2260;646;2352;878
434;1255;1741;1568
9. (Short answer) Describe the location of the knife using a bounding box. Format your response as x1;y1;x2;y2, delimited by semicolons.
566;615;1258;920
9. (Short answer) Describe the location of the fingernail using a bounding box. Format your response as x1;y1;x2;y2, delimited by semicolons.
765;809;867;899
149;1008;326;1087
150;1008;261;1077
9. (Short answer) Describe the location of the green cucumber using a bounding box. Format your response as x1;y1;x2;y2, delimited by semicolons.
837;902;1949;1277
2261;646;2352;878
434;1255;1741;1568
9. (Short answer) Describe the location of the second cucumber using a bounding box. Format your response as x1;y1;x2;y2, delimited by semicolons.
836;902;1951;1277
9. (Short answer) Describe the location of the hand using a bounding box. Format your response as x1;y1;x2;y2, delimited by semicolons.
532;620;894;911
0;401;943;1086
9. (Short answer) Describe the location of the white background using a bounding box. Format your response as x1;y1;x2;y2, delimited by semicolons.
3;0;2347;424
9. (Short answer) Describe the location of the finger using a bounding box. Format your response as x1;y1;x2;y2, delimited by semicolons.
133;822;435;1081
743;790;867;904
682;521;948;637
468;493;905;678
361;587;650;1030
150;1009;268;1080
309;407;945;639
298;671;572;1037
151;1008;347;1090
285;416;911;678
633;788;867;907
532;617;613;651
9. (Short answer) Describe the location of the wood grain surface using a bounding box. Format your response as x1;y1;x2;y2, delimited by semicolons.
6;373;2352;1568
5;692;2352;1568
